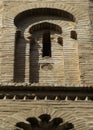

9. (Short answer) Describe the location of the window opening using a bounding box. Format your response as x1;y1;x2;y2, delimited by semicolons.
42;31;51;57
71;30;77;40
58;37;63;46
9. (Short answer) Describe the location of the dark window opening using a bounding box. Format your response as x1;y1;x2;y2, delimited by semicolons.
58;37;63;46
71;30;77;40
42;31;51;57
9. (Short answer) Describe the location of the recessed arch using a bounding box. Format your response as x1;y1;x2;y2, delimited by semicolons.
29;22;62;34
28;22;62;59
0;107;89;130
28;22;63;83
13;6;80;84
14;8;75;27
16;114;74;130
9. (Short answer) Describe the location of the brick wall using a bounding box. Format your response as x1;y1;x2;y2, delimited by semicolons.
0;0;93;85
0;100;93;130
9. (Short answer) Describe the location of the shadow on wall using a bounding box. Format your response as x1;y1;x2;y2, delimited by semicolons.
29;36;40;83
14;31;40;83
14;30;26;82
16;114;74;130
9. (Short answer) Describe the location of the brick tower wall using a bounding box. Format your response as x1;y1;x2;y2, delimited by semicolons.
0;0;93;85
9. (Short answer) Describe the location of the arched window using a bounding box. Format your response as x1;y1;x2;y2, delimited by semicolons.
29;22;62;58
42;31;51;57
71;30;77;40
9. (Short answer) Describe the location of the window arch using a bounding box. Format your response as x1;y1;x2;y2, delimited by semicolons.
29;22;62;34
29;22;62;58
14;8;75;27
16;114;74;130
